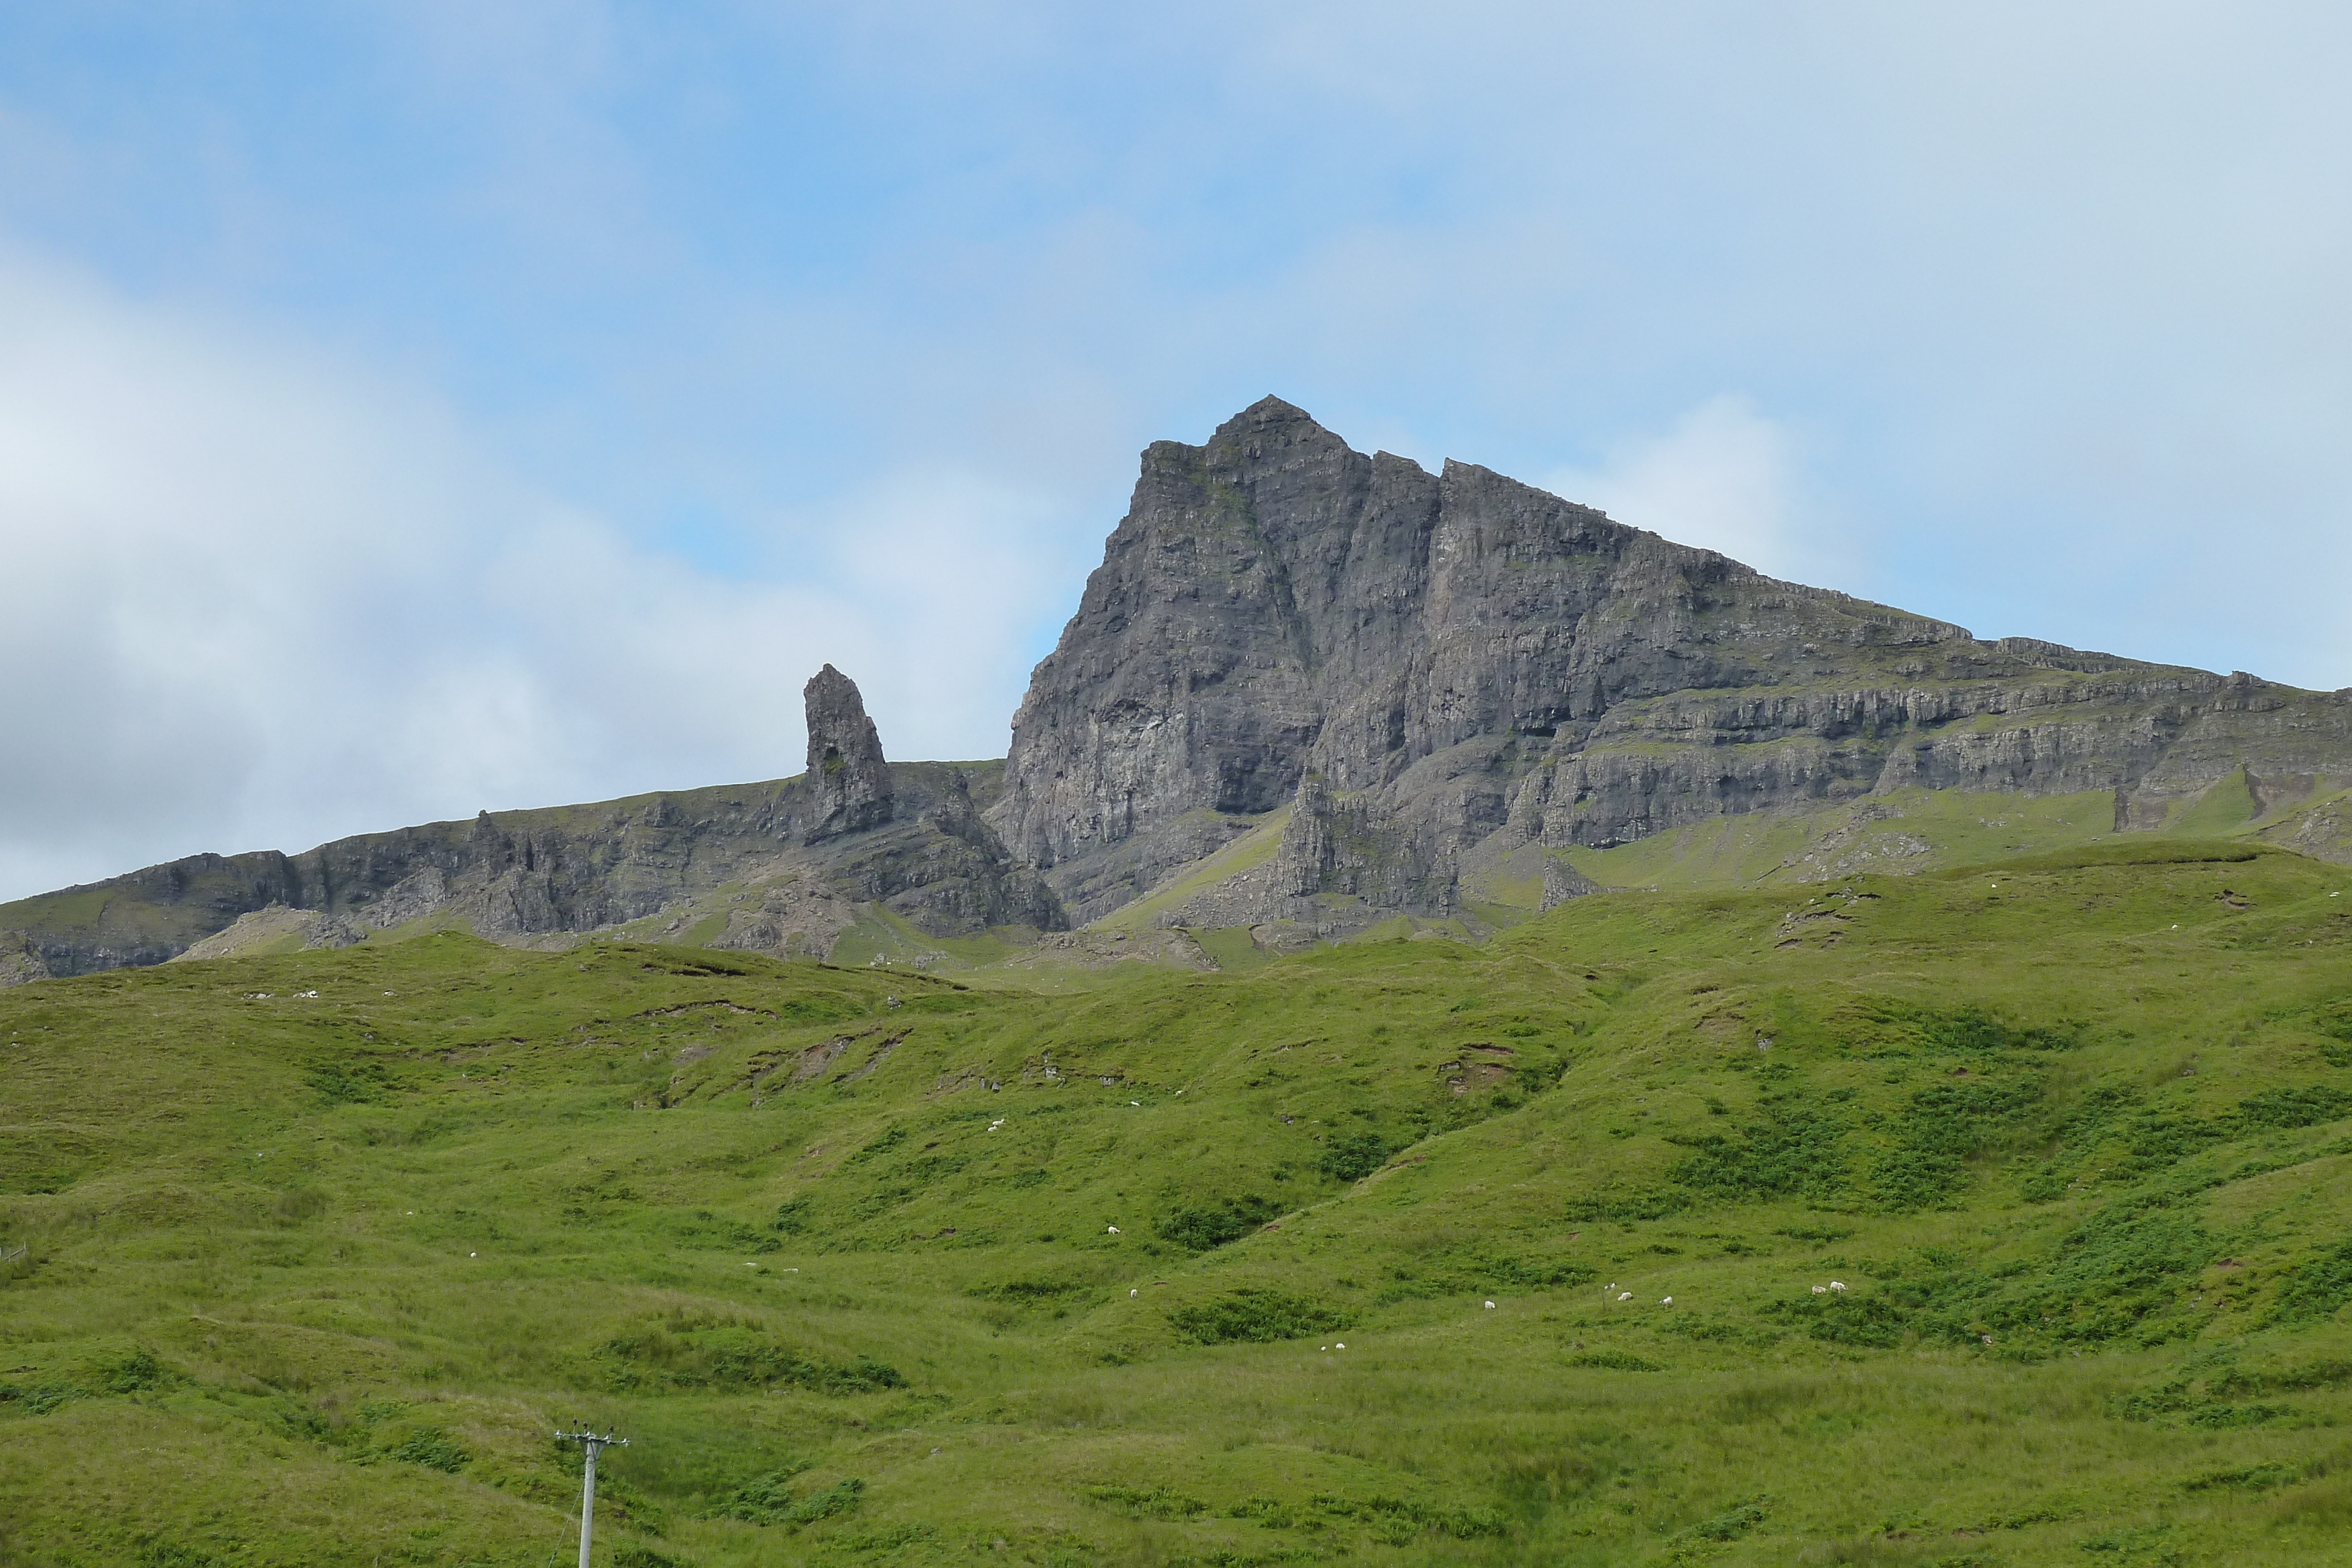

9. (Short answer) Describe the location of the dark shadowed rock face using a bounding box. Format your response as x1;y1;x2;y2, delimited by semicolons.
990;396;2352;922
804;664;895;842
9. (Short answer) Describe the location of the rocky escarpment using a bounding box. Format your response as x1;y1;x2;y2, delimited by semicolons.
11;401;2350;984
1;670;1064;981
990;397;2352;925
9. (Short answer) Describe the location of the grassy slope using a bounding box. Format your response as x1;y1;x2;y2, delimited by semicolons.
4;845;2352;1566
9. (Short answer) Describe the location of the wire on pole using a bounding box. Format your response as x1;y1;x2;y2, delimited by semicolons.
554;1427;628;1568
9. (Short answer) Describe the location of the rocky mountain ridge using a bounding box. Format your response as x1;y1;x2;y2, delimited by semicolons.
987;397;2352;929
5;397;2348;982
0;670;1061;982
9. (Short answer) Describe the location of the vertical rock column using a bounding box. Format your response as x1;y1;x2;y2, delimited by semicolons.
803;664;895;842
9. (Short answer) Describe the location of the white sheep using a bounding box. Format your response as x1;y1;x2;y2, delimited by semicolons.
1829;1281;1847;1292
1107;1225;1121;1235
1483;1300;1496;1310
1661;1296;1672;1306
1617;1292;1632;1302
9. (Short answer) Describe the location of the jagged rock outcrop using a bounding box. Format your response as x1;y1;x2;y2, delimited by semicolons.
0;929;48;987
2;677;1065;981
9;400;2350;984
990;396;2352;924
804;664;896;841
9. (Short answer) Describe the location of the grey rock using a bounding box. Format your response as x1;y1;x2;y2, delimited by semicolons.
12;399;2350;985
804;664;895;841
3;735;1064;983
0;929;48;987
991;397;2352;923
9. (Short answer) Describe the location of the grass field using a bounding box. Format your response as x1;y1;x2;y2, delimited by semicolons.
6;838;2352;1566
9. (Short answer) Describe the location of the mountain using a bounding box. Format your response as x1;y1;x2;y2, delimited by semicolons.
989;396;2352;930
4;397;2350;984
0;667;1062;983
9;403;2352;1564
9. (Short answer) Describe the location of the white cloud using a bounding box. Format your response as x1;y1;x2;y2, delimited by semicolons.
1537;397;1812;581
0;250;1034;902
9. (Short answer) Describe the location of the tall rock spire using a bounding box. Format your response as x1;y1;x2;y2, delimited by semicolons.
803;664;894;842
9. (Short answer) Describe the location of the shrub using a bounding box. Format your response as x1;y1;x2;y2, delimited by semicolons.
1762;1292;1909;1348
2209;1358;2352;1395
2238;1085;2352;1129
709;1462;813;1524
613;1546;694;1568
0;1382;77;1415
1856;1002;2082;1056
1169;1288;1350;1345
2022;1085;2226;1199
1087;1485;1207;1519
789;1479;864;1524
969;1275;1091;1305
1666;1092;1849;1202
306;1061;397;1104
851;1125;906;1161
88;1348;165;1393
1318;1131;1392;1182
2272;1239;2352;1323
600;1324;903;1394
2184;1462;2301;1492
386;1427;470;1472
1563;1188;1688;1223
1380;1250;1594;1301
2310;998;2352;1063
1157;1193;1281;1251
1867;1076;2040;1211
1685;1497;1768;1542
1311;1495;1505;1541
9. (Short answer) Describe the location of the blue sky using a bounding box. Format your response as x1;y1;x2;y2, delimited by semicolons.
2;3;2348;899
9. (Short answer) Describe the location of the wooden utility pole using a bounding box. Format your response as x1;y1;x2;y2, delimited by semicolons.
554;1427;627;1567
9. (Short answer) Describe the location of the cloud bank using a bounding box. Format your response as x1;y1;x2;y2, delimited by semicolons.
0;253;1062;898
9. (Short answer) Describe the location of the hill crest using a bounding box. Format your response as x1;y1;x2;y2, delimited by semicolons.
5;400;2350;982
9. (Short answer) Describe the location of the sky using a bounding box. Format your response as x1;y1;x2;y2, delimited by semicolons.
2;2;2348;902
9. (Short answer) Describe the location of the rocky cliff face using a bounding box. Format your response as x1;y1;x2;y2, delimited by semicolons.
1;669;1064;979
10;401;2349;985
990;397;2352;924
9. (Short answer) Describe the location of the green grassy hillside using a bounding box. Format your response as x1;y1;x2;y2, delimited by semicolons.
5;840;2352;1566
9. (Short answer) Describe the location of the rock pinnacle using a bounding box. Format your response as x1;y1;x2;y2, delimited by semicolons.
803;664;894;842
